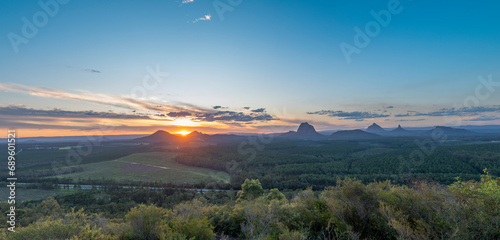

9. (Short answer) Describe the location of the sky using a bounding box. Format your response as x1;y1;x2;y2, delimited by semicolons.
1;0;500;137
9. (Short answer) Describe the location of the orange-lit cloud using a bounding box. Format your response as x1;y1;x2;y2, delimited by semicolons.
0;82;289;137
0;83;277;124
0;83;198;113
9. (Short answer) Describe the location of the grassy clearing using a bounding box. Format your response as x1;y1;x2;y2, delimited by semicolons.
0;188;74;201
56;152;230;184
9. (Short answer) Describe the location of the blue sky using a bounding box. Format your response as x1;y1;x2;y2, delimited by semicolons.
1;0;500;136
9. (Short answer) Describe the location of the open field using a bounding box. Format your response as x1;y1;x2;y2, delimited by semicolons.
4;142;151;173
0;188;74;201
57;152;230;184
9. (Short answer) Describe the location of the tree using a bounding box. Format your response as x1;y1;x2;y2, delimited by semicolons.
267;188;286;202
237;179;264;202
124;204;167;240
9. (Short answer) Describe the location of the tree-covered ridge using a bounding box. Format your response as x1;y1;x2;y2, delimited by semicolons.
175;140;500;190
2;172;499;240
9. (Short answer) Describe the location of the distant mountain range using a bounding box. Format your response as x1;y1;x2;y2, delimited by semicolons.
425;126;476;136
278;122;480;140
363;123;477;137
134;129;245;144
9;123;498;144
280;122;382;140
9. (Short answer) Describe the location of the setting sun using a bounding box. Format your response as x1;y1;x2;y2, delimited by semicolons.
176;130;191;136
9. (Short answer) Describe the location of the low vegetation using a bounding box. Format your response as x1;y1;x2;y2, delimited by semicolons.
2;171;499;239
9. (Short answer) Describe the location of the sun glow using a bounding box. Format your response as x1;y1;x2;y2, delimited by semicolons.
176;130;191;136
170;118;201;126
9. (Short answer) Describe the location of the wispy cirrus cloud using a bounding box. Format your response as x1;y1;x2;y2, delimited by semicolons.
192;14;211;23
0;105;157;132
396;118;426;122
467;116;500;121
182;0;194;4
0;83;277;125
0;82;196;113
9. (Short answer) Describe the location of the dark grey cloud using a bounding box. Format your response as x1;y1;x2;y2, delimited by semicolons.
243;107;250;110
0;115;97;130
85;69;101;73
395;105;500;118
386;106;394;109
394;113;413;117
397;119;426;122
0;104;278;127
0;105;148;119
167;111;192;118
212;105;230;110
251;108;266;113
193;111;275;122
307;110;390;120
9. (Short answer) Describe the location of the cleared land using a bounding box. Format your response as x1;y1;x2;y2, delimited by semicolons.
0;188;74;201
57;152;230;184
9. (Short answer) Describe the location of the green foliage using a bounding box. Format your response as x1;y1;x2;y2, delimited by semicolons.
8;172;500;239
7;208;113;240
37;197;64;218
447;169;500;239
164;216;214;240
278;230;307;240
320;179;393;239
163;199;216;240
175;140;500;190
123;204;167;240
479;168;500;205
237;179;264;202
267;188;287;202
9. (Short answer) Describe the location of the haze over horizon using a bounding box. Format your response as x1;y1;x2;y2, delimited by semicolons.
2;0;500;137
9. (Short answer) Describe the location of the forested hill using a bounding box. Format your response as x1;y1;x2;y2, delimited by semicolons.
175;139;500;190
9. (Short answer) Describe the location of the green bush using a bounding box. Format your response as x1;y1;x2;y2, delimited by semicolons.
267;188;287;202
123;204;167;240
7;208;113;240
237;179;265;202
8;172;500;239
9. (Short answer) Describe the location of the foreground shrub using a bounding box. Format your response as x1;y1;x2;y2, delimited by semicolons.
448;169;500;239
6;172;500;239
163;199;216;240
122;204;167;240
7;208;113;240
237;179;264;202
